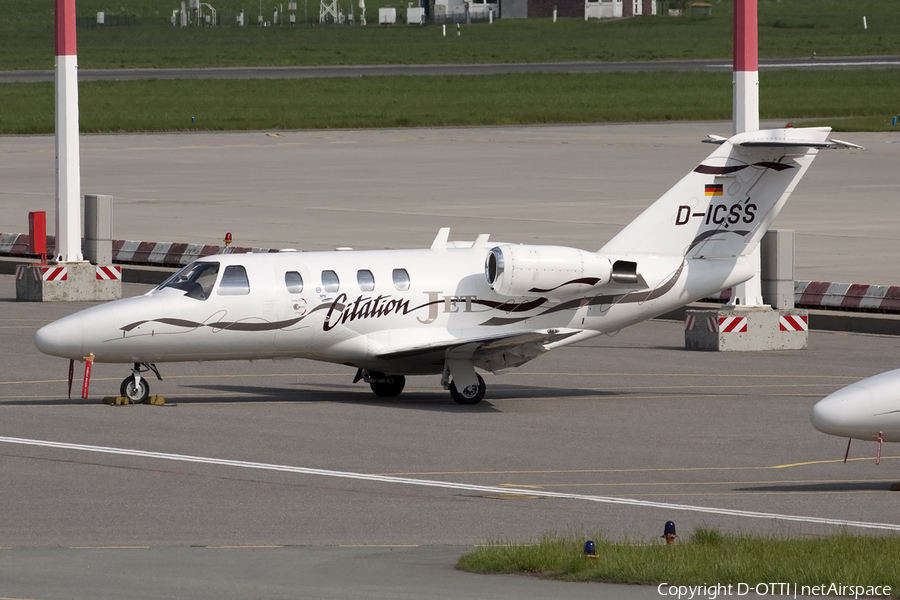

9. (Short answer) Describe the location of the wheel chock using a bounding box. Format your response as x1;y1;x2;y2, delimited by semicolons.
103;396;132;405
101;396;166;406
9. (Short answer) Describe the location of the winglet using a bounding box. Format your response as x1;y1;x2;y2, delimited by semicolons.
829;138;865;150
431;227;450;250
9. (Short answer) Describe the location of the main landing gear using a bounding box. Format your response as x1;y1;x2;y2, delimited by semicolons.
120;363;162;404
448;374;486;405
355;369;406;397
354;361;487;405
442;359;486;405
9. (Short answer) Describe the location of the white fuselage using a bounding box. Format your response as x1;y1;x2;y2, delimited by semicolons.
811;369;900;443
34;244;750;376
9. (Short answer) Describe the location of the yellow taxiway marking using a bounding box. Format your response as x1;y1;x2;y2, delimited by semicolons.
0;373;348;386
384;466;773;476
504;478;897;489
774;457;900;468
0;596;42;600
383;459;900;477
69;546;150;550
513;372;860;379
483;493;542;500
601;490;897;498
206;545;283;549
340;544;420;548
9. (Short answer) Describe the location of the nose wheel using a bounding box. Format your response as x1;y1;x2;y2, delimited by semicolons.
120;363;162;404
121;375;150;404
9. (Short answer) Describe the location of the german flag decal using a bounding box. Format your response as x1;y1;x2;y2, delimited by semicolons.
705;183;723;196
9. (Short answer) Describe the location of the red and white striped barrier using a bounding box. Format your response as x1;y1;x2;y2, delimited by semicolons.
112;239;279;267
95;265;121;280
779;315;808;332
794;281;900;313
15;265;37;281
684;314;695;331
718;316;748;333
1;232;280;268
41;266;68;281
685;314;718;332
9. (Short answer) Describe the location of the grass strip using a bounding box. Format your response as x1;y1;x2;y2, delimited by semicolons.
2;70;898;134
457;528;900;596
3;0;900;70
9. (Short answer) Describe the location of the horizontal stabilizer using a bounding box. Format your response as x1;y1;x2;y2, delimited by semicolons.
705;130;863;150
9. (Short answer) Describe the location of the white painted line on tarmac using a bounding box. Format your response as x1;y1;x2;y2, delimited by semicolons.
2;435;899;532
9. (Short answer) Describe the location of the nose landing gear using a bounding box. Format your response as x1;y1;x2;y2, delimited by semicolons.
120;363;162;404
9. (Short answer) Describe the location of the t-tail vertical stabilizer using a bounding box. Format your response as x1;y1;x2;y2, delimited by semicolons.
600;127;843;261
592;127;861;320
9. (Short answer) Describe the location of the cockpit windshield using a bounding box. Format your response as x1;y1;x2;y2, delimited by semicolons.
156;262;220;300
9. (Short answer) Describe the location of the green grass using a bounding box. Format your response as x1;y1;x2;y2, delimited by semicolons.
457;528;900;595
3;0;900;70
2;70;897;134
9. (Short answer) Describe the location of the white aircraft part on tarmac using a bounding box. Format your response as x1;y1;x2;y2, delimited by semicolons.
35;127;849;404
811;368;900;444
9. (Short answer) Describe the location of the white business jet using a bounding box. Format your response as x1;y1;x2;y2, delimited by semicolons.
35;127;855;404
811;369;900;463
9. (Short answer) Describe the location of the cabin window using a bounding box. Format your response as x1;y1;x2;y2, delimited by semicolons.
217;265;251;296
322;270;340;293
392;268;410;291
157;261;220;301
285;271;304;294
357;269;375;292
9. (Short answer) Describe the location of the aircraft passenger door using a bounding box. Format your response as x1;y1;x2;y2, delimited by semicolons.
274;263;315;351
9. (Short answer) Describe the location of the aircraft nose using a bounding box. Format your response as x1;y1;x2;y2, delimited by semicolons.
810;385;873;438
35;314;86;359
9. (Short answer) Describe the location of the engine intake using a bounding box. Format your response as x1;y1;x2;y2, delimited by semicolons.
485;245;613;298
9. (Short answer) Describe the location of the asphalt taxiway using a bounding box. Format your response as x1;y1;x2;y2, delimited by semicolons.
1;124;899;598
2;56;899;82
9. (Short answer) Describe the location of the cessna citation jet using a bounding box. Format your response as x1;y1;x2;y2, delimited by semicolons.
36;127;857;405
811;369;900;463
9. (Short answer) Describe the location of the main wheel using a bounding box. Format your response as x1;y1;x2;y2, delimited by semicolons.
450;374;486;405
369;374;406;398
120;375;150;404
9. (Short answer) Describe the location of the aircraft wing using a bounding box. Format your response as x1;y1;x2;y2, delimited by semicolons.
375;328;585;373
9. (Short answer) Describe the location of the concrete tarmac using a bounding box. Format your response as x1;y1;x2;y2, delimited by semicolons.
1;124;899;598
1;122;897;282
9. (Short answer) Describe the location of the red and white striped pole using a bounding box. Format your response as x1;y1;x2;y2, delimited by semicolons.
54;0;84;263
730;0;763;306
732;0;759;135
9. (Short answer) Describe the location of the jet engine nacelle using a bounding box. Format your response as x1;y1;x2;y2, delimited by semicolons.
484;244;613;298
